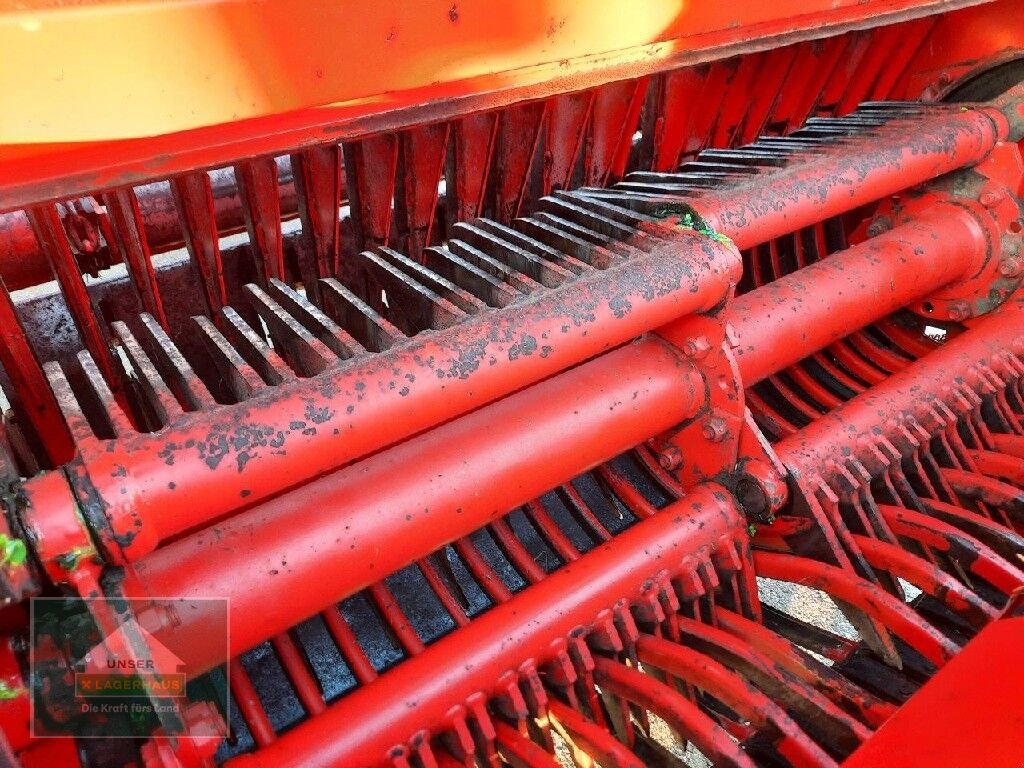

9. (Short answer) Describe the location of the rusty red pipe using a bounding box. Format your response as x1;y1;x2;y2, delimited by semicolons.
592;656;756;768
635;632;835;768
222;484;742;768
698;103;1008;250
125;337;704;671
26;228;737;564
724;200;991;386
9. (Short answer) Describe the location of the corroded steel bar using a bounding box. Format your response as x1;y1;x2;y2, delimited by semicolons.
592;657;756;768
126;337;704;670
223;483;742;768
724;201;990;385
698;102;1009;249
30;228;737;563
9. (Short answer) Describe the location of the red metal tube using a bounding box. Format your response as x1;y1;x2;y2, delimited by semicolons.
877;505;1024;595
699;104;1007;249
127;337;704;671
723;201;989;386
28;228;736;563
223;483;742;768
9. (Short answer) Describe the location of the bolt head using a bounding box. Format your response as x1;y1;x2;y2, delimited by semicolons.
658;446;683;472
979;190;1002;209
682;336;712;359
998;257;1023;278
701;416;729;443
948;301;972;322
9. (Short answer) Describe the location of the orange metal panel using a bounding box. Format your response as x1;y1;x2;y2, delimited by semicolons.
0;0;995;210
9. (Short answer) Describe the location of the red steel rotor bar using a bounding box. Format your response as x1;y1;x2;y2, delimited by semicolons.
724;200;989;385
773;299;1024;480
223;483;743;768
36;229;737;563
698;102;1009;250
877;505;1024;595
126;337;704;672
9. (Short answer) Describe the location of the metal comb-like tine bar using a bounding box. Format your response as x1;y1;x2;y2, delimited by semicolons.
530;212;619;251
375;246;489;317
533;212;648;260
629;173;727;188
76;350;133;437
550;190;657;227
467;219;591;276
513;217;620;269
111;320;183;425
630;170;739;184
613;181;711;195
806;115;889;128
450;222;572;288
575;188;700;216
747;139;825;154
851;100;937;112
751;138;834;151
193;315;267;402
697;149;790;166
446;240;544;295
667;161;763;174
792;125;874;138
136;313;217;410
42;361;95;446
318;278;405;353
244;284;336;376
421;246;518;308
221;306;297;386
356;249;464;333
537;197;644;244
266;278;364;360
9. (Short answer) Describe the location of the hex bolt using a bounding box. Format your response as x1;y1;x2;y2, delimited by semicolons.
979;190;1002;209
682;336;712;359
702;416;729;443
948;301;972;322
658;446;683;472
998;256;1022;278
